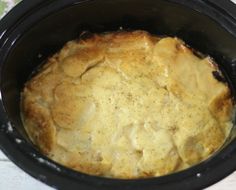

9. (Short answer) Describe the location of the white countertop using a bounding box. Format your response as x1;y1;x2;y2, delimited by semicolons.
1;0;236;189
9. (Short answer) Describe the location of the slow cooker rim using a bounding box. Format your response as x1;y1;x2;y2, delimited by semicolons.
0;0;236;189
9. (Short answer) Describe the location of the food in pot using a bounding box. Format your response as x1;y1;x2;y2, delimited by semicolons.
21;31;234;178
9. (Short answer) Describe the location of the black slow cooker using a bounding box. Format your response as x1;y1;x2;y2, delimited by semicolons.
0;0;236;189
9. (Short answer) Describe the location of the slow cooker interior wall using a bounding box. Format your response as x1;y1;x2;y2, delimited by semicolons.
1;0;236;142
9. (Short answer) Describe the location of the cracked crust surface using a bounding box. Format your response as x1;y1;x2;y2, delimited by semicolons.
21;31;234;178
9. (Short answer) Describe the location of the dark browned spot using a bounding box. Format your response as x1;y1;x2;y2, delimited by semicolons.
135;150;143;157
169;125;178;134
175;43;182;51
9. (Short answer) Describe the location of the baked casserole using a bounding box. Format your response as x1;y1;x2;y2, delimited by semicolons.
21;31;233;178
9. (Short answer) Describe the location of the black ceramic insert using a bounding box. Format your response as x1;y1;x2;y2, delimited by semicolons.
0;0;236;189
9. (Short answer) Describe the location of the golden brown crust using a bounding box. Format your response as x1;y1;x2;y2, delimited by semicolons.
22;90;56;154
21;30;233;178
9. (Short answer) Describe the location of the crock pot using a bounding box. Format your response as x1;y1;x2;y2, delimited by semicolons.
0;0;236;189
